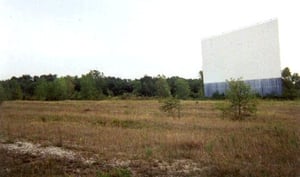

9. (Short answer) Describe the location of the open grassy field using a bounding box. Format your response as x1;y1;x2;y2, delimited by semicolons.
0;100;299;177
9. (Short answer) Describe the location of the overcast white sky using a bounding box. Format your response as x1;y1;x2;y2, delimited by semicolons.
0;0;300;80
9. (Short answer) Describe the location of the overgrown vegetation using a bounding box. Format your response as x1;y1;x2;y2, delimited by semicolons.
0;100;299;176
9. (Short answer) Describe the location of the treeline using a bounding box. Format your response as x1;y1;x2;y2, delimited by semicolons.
0;70;204;101
0;67;299;101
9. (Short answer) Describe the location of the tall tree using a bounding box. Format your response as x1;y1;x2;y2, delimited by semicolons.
7;79;23;100
34;78;48;100
80;73;99;100
17;75;35;99
48;78;68;100
282;67;297;99
0;83;6;104
155;75;171;98
140;76;156;97
174;78;190;99
89;70;105;97
167;76;178;97
199;71;204;98
132;79;142;96
188;79;201;99
63;76;75;99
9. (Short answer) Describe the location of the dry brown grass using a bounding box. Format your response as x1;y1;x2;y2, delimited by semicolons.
0;100;299;176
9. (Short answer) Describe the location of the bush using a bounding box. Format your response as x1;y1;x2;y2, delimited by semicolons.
160;98;181;118
218;78;257;120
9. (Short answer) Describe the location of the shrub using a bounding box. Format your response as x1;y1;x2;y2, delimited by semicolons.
218;78;257;120
160;98;181;118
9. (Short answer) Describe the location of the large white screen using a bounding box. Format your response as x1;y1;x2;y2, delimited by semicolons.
202;19;281;83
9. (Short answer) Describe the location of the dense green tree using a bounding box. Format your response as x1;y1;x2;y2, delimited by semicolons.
34;78;48;100
186;71;204;99
282;67;298;99
89;70;105;97
167;76;178;97
0;83;6;104
48;78;68;100
17;75;35;99
292;73;300;97
122;79;134;94
155;75;171;98
63;76;75;98
188;79;201;99
140;76;156;97
174;78;190;99
7;79;23;100
105;77;126;96
132;79;142;96
80;73;99;100
40;74;57;82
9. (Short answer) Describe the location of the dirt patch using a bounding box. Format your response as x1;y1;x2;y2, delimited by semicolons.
0;141;98;165
2;141;76;160
0;140;215;176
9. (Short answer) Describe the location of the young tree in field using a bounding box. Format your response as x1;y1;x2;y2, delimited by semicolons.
155;75;171;98
174;78;190;99
160;97;181;118
224;78;257;120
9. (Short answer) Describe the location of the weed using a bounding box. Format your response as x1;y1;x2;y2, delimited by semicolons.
40;116;47;122
123;110;130;115
288;131;299;148
94;119;107;126
54;126;63;147
39;115;62;122
175;140;203;151
97;168;132;177
230;134;236;145
204;141;214;154
111;119;143;129
145;146;153;158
